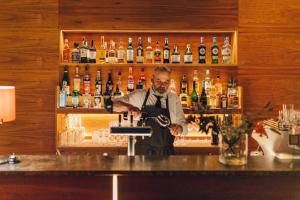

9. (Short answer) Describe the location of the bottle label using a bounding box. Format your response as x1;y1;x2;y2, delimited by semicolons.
83;81;91;94
89;51;96;60
154;51;161;62
199;48;206;55
212;48;218;55
136;56;144;63
184;55;193;63
128;80;134;90
117;50;125;60
72;52;80;63
99;50;106;60
80;49;87;57
72;96;79;107
172;55;180;63
137;49;143;56
146;51;153;60
163;50;169;59
95;84;102;94
127;50;134;61
74;79;80;92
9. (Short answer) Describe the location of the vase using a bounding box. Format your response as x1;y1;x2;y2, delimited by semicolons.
219;132;248;166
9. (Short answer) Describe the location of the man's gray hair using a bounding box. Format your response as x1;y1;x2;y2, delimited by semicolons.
154;66;171;74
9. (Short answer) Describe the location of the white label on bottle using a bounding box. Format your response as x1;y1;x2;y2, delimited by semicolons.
200;48;206;55
212;48;218;55
222;48;231;56
172;55;180;63
74;79;80;91
136;56;144;63
127;50;134;61
128;80;134;90
163;50;169;59
184;55;193;63
72;96;79;107
117;50;125;60
89;51;96;60
80;49;87;57
146;51;152;60
212;55;218;60
86;49;90;59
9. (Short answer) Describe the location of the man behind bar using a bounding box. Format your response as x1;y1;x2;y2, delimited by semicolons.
113;66;187;156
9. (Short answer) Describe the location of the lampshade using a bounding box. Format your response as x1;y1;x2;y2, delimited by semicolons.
0;86;16;123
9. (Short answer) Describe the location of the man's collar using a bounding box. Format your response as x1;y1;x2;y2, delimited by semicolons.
150;86;168;98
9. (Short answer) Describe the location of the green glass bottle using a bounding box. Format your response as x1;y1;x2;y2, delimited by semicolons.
190;81;199;110
211;36;219;64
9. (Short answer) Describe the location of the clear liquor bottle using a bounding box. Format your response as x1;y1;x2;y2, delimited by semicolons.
163;37;170;63
89;39;97;63
198;37;206;64
63;39;70;63
221;36;232;64
108;40;116;64
145;37;153;63
136;37;144;63
184;44;193;64
171;44;180;64
154;41;162;63
117;38;125;63
99;36;106;64
127;37;134;63
211;36;219;64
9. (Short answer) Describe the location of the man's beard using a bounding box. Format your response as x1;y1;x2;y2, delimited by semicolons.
155;87;167;94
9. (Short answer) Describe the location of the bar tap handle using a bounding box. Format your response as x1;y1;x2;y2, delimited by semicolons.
118;114;122;127
130;113;134;127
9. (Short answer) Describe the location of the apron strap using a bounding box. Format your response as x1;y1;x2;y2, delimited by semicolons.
142;89;151;109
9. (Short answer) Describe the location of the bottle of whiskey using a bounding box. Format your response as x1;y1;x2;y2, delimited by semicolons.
74;66;81;93
72;42;80;64
198;37;206;64
172;44;180;64
184;44;193;64
193;70;200;95
80;37;88;63
106;71;114;94
154;41;162;63
85;40;90;63
136;37;144;63
63;39;70;63
190;81;199;111
127;37;134;63
83;66;91;95
221;36;232;64
95;69;103;95
108;40;116;64
163;37;170;63
180;74;188;108
136;68;146;90
117;38;125;63
99;36;106;64
89;39;97;63
145;37;153;63
211;36;219;64
62;66;70;96
127;67;135;94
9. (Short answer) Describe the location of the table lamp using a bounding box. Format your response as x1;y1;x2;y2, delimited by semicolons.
0;86;16;125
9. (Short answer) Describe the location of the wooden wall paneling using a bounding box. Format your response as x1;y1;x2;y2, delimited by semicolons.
59;0;238;30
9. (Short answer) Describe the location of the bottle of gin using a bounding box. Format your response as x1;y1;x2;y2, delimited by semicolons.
171;44;180;64
136;37;144;63
184;44;193;64
145;37;153;63
163;37;170;63
127;37;134;63
198;37;206;64
72;42;80;64
221;36;232;64
211;36;219;64
89;39;97;63
117;38;125;63
59;88;67;108
99;36;106;64
72;90;80;108
154;41;162;63
63;39;70;63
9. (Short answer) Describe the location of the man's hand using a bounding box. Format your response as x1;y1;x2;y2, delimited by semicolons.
127;105;141;117
169;124;183;136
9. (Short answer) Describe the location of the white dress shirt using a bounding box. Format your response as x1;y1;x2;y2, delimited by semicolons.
114;87;187;135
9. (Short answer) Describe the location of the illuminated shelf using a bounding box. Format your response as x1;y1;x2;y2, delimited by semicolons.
59;63;238;68
56;107;242;115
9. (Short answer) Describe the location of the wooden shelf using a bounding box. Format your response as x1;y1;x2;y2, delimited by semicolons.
56;107;242;115
60;63;238;68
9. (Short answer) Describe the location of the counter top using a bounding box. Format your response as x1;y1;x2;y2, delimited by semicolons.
0;155;299;176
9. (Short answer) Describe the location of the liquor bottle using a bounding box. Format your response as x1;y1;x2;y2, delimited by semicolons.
154;41;162;63
127;67;135;94
117;38;125;63
116;71;124;96
136;68;146;90
59;88;67;108
108;40;116;64
86;40;90;63
184;44;193;64
106;71;114;94
180;74;188;108
103;86;112;112
193;70;200;95
203;69;211;94
99;36;106;64
71;42;80;64
198;37;206;64
199;85;207;108
168;79;177;94
214;74;223;108
127;37;134;63
136;37;144;63
63;39;70;63
171;44;180;64
74;66;81;93
62;66;70;96
104;42;109;63
83;66;91;95
145;37;153;63
227;78;239;108
220;91;228;109
72;90;80;108
95;69;102;95
163;37;170;63
208;79;217;108
114;84;122;98
211;36;219;64
190;81;199;110
94;88;101;109
221;36;232;64
80;37;88;63
89;39;97;63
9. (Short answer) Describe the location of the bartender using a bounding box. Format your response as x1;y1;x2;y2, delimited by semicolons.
113;66;187;156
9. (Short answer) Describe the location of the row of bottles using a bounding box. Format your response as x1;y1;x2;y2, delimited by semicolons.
59;67;240;111
62;36;232;65
179;70;240;110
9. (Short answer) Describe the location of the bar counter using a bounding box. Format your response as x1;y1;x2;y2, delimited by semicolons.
1;155;300;200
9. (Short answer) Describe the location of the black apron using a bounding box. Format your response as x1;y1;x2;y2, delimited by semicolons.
135;89;175;156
